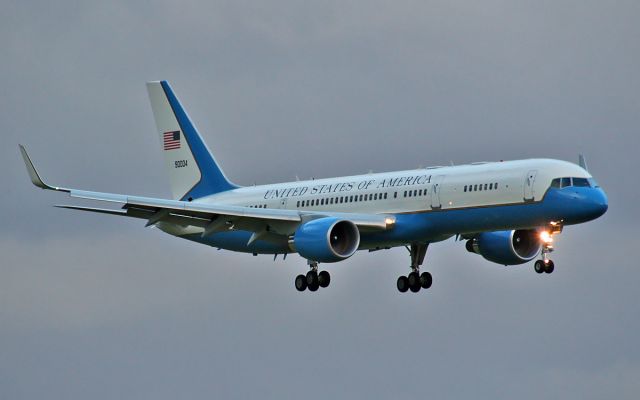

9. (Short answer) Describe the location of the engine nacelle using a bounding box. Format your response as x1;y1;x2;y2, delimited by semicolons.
292;217;360;263
466;229;541;265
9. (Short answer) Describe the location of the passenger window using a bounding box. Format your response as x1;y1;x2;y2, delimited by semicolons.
413;190;417;196
474;184;477;191
479;184;482;191
561;177;572;188
384;193;388;199
550;178;561;188
495;182;498;189
489;183;493;190
484;184;488;190
403;191;407;197
464;185;467;192
573;177;590;187
394;192;397;198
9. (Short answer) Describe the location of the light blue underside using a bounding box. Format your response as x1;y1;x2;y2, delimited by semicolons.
180;186;608;254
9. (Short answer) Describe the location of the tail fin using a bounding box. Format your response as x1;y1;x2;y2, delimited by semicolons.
146;81;237;201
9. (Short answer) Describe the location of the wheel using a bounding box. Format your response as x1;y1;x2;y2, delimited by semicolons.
544;260;555;274
318;271;331;288
306;271;319;291
408;272;421;292
534;260;545;274
420;272;432;289
397;276;409;293
295;274;307;291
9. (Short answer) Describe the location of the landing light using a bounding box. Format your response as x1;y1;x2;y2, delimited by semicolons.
540;231;553;244
385;217;395;226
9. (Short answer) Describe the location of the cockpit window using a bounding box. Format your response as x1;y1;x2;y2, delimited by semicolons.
573;177;590;187
552;176;595;189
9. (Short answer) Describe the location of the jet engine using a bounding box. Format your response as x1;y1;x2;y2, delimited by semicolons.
292;217;360;263
466;229;541;265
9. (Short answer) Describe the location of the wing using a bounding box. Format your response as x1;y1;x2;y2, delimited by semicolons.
19;145;395;238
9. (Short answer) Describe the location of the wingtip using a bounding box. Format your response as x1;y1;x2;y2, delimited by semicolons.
19;144;46;189
19;145;68;192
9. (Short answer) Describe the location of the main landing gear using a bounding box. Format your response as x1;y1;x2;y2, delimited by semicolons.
295;261;331;292
397;243;432;294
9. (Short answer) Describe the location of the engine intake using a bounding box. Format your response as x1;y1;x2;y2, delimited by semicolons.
292;217;360;263
466;229;541;265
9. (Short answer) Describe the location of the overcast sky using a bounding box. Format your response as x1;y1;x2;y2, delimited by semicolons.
2;1;639;399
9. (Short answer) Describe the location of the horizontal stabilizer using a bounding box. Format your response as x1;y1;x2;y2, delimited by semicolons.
55;205;127;216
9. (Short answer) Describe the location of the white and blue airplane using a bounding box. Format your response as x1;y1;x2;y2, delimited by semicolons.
20;81;608;293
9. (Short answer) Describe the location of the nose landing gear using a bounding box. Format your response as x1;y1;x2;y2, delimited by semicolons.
534;223;561;274
534;259;555;274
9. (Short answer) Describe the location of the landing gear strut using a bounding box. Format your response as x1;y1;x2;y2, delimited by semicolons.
397;243;432;294
534;224;561;274
295;261;331;292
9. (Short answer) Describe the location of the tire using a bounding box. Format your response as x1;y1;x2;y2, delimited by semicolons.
397;276;409;293
307;271;319;291
420;272;433;289
295;274;307;291
408;272;421;292
318;271;331;288
534;260;545;274
544;260;555;274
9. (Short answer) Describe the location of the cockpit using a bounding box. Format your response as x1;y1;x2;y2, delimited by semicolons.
550;177;599;189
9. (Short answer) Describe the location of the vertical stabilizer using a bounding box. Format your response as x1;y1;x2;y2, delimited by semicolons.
146;81;237;200
578;154;589;171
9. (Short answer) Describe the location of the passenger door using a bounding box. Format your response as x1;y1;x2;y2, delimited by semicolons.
524;170;537;201
430;175;445;209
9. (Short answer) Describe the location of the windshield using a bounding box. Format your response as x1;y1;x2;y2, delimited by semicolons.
550;177;596;189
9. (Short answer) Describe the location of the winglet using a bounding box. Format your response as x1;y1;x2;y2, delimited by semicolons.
19;145;69;192
578;154;589;171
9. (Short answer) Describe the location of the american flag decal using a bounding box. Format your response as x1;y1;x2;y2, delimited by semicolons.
163;131;181;150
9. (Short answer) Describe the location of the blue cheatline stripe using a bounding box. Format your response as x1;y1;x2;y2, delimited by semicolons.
181;187;607;254
161;81;238;200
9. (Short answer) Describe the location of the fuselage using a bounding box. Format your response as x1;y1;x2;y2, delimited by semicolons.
161;158;608;254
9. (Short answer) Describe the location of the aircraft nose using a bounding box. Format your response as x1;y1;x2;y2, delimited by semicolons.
588;188;608;219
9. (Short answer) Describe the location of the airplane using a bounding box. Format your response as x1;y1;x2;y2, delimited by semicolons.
19;81;608;294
